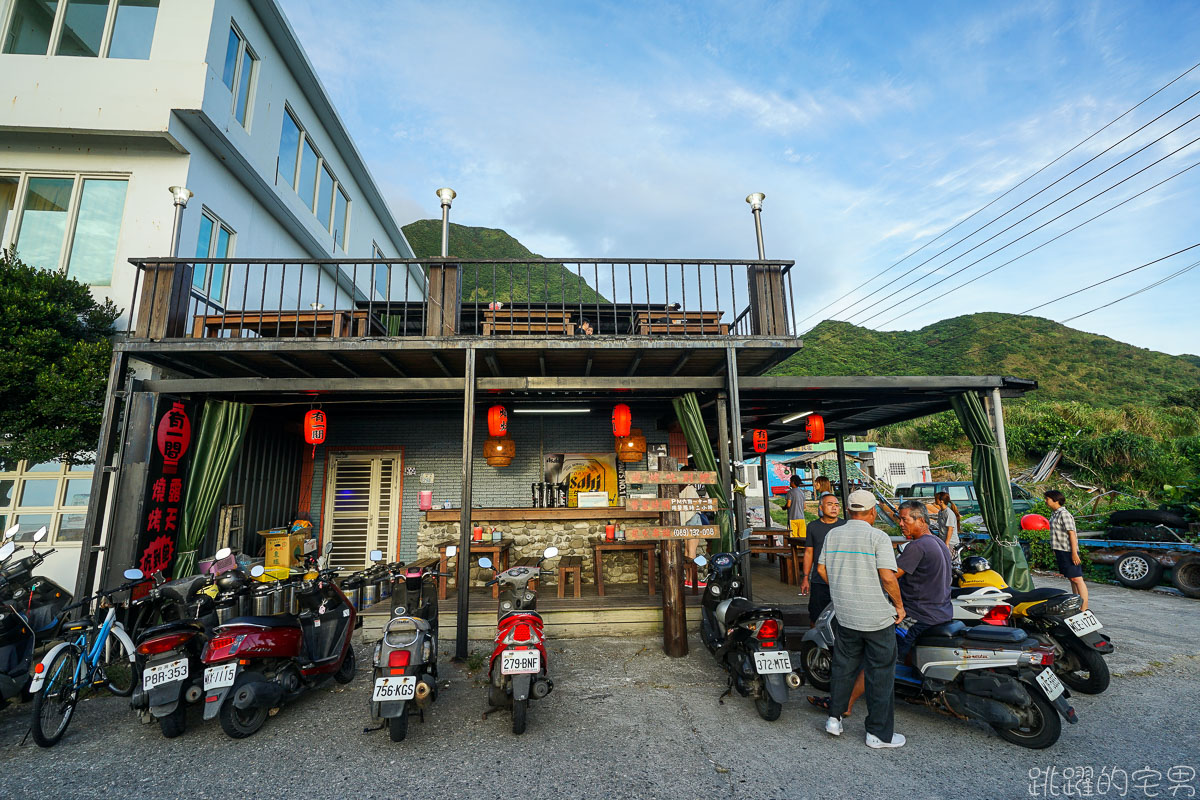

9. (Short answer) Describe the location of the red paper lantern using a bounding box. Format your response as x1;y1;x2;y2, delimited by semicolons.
304;409;327;445
487;405;508;438
806;414;825;444
156;401;192;475
752;429;768;454
612;403;632;438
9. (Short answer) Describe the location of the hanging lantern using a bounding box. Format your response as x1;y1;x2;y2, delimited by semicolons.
752;429;768;454
304;409;328;445
156;401;192;476
487;405;508;438
611;403;632;438
806;414;825;443
484;436;515;467
616;428;647;463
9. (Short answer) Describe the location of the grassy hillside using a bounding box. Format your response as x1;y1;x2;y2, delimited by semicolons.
769;313;1200;407
402;220;606;304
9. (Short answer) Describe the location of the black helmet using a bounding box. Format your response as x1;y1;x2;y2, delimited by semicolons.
961;555;991;574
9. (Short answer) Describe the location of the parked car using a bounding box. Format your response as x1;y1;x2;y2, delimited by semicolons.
894;481;1036;516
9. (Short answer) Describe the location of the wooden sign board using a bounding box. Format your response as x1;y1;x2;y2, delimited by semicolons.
626;470;718;485
624;525;720;540
626;497;718;513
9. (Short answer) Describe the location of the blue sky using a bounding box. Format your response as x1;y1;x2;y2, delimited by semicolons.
280;0;1200;356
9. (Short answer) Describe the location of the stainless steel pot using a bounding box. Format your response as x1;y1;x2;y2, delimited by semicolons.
361;582;378;608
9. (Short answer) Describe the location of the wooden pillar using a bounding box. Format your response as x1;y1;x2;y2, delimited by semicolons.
133;262;193;339
659;455;687;657
425;261;460;336
454;348;476;659
748;265;788;336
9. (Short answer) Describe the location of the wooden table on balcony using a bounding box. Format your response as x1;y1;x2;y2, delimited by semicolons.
482;308;575;336
190;310;386;338
632;310;728;335
436;539;512;600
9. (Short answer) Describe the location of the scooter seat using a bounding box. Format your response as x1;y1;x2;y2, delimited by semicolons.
951;586;1005;599
1003;587;1066;606
159;574;211;606
137;619;205;644
918;620;966;641
723;599;782;627
224;614;300;628
963;625;1028;643
499;610;542;625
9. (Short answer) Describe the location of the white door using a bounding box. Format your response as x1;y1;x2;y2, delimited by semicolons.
322;453;401;571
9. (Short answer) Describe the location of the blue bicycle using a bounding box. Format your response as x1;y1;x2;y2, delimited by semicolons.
28;568;145;747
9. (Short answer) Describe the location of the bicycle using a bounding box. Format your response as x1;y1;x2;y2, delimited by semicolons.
28;568;146;748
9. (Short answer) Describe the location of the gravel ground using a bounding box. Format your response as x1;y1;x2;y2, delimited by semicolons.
0;578;1196;800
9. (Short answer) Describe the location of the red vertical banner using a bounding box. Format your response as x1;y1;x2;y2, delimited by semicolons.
137;398;196;579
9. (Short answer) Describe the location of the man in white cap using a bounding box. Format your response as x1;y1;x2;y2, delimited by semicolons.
817;489;906;748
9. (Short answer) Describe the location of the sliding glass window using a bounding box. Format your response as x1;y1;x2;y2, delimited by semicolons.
192;209;234;302
278;111;301;188
56;0;108;57
108;0;157;59
2;0;158;58
18;178;74;270
276;108;353;250
3;0;59;54
66;179;127;284
221;22;257;128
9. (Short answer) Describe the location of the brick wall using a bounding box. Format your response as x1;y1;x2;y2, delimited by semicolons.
308;409;668;560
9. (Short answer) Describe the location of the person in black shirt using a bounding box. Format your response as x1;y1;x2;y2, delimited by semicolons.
801;492;844;622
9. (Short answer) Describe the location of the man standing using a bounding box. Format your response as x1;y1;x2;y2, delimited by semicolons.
1045;490;1089;612
784;474;808;538
895;501;953;660
800;492;843;622
818;490;906;749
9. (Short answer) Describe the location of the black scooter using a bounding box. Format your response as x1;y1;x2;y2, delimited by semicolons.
0;525;72;705
695;531;801;721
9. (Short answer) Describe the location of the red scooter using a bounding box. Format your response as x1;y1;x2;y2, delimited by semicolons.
201;546;358;738
480;546;557;735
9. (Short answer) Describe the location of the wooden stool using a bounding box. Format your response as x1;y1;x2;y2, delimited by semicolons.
558;555;582;598
513;557;540;591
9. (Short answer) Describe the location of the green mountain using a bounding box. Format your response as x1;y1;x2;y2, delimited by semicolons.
401;220;606;304
769;313;1200;407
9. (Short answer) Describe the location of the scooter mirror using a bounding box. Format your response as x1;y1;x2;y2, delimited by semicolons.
4;524;19;540
123;568;144;581
693;555;708;567
33;526;48;543
214;547;233;561
250;564;266;578
324;541;334;555
369;549;383;562
542;546;559;560
478;557;493;570
0;542;15;561
445;545;457;558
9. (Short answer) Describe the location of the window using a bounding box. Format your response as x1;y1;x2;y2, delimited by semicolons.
0;459;93;545
372;242;387;298
1;171;128;284
192;208;234;301
947;485;971;502
220;23;257;128
276;108;352;249
1;0;158;58
888;462;906;477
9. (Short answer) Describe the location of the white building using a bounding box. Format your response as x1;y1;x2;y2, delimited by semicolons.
0;0;421;588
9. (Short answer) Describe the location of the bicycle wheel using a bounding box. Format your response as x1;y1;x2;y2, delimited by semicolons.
31;646;81;748
100;633;137;697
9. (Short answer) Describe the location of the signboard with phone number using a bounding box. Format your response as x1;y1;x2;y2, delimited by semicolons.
624;525;720;540
626;471;718;485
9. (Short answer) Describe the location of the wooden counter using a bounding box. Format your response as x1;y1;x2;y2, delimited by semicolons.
424;506;659;523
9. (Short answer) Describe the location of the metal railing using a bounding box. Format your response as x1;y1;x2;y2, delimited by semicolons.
124;257;796;340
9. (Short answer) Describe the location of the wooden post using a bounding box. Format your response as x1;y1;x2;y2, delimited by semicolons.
748;265;788;335
659;455;688;657
134;262;193;339
425;261;460;336
454;348;475;660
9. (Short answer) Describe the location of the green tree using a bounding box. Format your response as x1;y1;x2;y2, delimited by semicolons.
0;250;120;465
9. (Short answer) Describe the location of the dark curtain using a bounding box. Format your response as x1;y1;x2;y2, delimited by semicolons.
672;392;732;552
950;392;1033;591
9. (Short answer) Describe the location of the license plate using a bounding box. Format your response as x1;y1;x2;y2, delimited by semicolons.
203;663;238;691
143;658;188;691
1036;667;1064;700
1065;610;1101;636
372;675;416;701
754;650;793;674
500;649;540;675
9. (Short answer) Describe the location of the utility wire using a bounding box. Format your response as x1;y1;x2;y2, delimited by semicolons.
799;59;1200;330
872;157;1200;328
1059;259;1200;323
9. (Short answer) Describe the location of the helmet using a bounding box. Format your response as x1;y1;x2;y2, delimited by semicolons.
960;555;991;574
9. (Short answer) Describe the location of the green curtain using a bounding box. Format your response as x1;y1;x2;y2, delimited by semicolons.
173;399;253;577
672;392;732;552
950;392;1032;591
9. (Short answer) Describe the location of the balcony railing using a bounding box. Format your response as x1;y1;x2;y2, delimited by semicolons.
125;257;797;340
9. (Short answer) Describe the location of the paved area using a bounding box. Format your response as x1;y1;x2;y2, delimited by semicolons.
0;577;1196;800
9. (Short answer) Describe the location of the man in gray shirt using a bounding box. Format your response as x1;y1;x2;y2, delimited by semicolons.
818;489;906;749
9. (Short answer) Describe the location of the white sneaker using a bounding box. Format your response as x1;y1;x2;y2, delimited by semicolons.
865;732;906;749
825;716;843;736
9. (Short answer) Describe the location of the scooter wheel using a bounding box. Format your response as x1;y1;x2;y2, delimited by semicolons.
334;646;357;685
1058;641;1110;695
800;642;832;693
158;704;187;739
754;694;782;722
388;710;409;742
993;690;1061;749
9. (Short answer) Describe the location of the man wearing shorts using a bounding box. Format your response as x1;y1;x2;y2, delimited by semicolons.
1045;490;1089;612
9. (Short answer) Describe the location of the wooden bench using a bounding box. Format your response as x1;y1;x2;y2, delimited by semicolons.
483;309;575;336
631;310;728;336
513;557;541;591
557;555;583;598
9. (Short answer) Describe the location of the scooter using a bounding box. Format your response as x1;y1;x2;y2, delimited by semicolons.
368;546;454;742
480;547;557;735
0;526;72;705
695;540;800;721
128;547;226;738
802;606;1078;749
200;542;359;738
957;554;1113;694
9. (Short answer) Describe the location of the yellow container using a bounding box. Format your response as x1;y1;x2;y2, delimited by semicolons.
254;565;290;582
263;529;307;569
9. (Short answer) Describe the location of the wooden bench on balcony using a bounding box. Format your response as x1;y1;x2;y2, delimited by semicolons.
482;308;576;336
190;310;386;338
632;310;728;336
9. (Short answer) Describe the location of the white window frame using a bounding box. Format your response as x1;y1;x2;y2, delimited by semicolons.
1;169;129;285
222;21;258;129
278;105;351;251
0;0;157;59
0;458;94;547
191;206;236;304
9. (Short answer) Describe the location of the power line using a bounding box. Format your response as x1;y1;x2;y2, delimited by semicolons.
798;59;1200;330
1059;259;1200;323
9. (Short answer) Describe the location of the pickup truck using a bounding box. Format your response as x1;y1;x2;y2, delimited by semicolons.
894;480;1036;516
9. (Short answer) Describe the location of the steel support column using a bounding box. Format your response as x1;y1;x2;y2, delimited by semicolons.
835;434;850;521
990;388;1013;487
454;348;476;659
725;347;751;599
